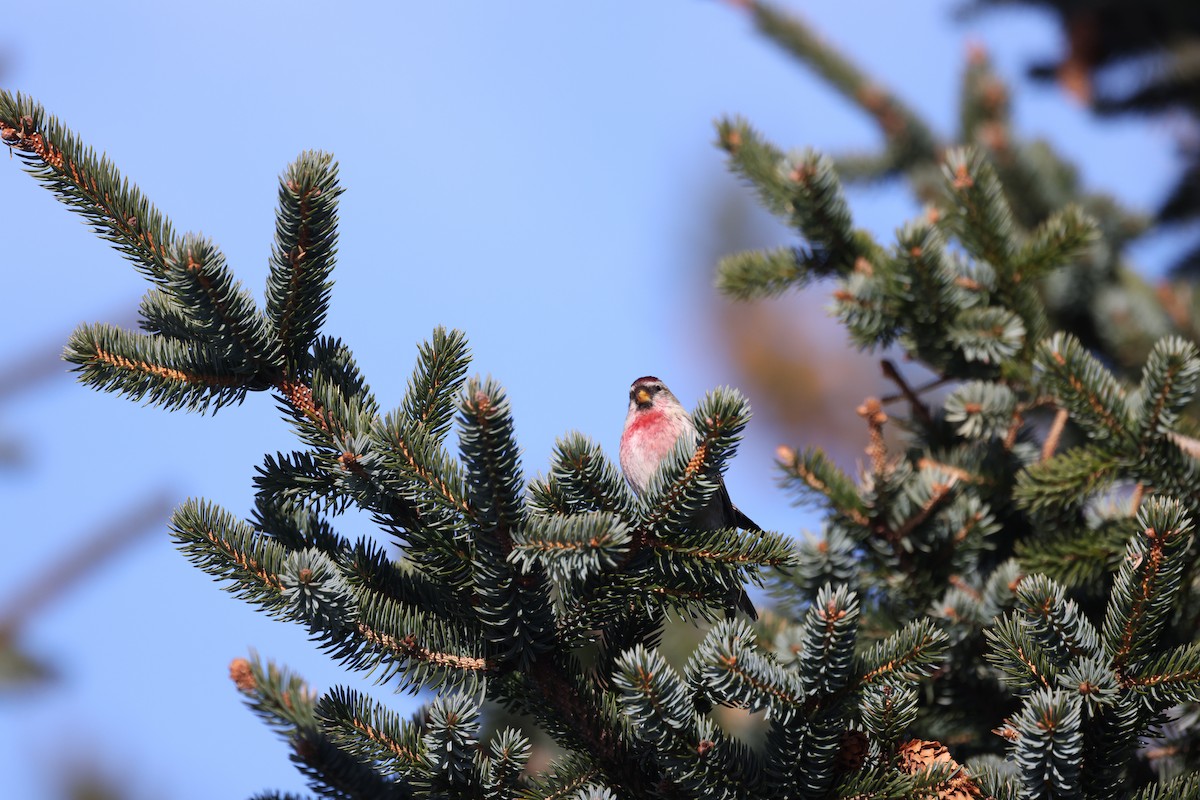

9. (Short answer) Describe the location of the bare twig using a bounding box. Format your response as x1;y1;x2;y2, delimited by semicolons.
1041;407;1069;461
880;359;935;428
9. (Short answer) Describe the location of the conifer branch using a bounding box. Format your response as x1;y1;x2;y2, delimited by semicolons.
306;338;380;440
945;380;1019;441
511;512;630;590
373;416;473;517
355;629;486;680
859;684;919;748
1017;204;1099;279
255;451;348;515
986;614;1056;693
1135;336;1200;443
402;327;471;443
687;619;841;750
524;755;602;800
650;527;795;569
738;1;939;170
775;445;870;526
267;152;342;371
340;538;463;624
269;358;429;535
1015;575;1101;668
1033;333;1132;443
1122;642;1200;705
459;379;555;665
711;647;805;709
1015;445;1118;516
612;645;698;749
856;619;949;688
316;686;426;775
794;584;861;700
1103;499;1195;677
716;246;813;299
0;93;176;277
165;236;282;382
1014;523;1129;590
1132;773;1200;800
716;118;875;276
1010;689;1084;799
66;323;249;413
941;147;1016;272
548;433;638;523
948;306;1027;367
892;476;958;541
91;341;237;389
171;500;288;598
528;474;576;516
526;659;665;796
230;657;412;799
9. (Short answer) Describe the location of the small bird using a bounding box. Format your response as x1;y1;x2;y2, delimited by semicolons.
619;376;758;619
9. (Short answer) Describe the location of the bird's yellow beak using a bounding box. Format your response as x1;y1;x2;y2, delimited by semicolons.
635;387;652;406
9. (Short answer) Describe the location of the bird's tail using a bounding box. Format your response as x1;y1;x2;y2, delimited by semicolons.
733;506;760;532
727;586;758;621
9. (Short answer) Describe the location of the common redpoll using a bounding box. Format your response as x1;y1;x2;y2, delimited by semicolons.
619;376;759;619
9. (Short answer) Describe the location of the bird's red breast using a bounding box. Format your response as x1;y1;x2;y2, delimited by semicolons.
620;405;690;493
622;406;667;438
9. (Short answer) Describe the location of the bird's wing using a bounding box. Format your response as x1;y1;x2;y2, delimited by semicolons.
716;481;761;621
719;481;760;532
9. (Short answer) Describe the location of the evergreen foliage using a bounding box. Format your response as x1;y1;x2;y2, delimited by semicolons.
5;2;1200;797
968;0;1200;277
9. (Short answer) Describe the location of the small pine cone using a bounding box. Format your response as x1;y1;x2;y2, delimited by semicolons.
941;775;982;800
895;739;981;799
896;739;953;773
836;730;869;772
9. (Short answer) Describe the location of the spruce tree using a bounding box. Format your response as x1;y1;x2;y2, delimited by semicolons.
4;2;1200;797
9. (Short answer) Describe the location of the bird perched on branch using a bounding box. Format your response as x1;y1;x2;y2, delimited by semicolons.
619;375;759;619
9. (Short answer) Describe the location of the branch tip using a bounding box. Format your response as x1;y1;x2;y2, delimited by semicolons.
229;657;256;692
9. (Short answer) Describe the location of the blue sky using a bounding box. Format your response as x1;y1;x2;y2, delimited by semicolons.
0;2;1180;798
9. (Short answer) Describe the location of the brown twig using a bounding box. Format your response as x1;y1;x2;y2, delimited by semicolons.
880;359;934;428
1041;407;1069;461
93;344;244;388
894;478;957;541
1003;408;1024;451
1130;482;1145;515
